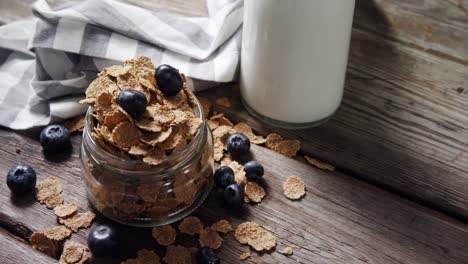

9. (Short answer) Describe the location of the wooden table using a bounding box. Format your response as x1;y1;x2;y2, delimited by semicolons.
1;1;468;263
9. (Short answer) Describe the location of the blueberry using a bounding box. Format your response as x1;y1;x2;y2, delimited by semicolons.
214;166;234;188
7;164;36;194
117;90;147;120
243;161;264;181
155;64;184;97
87;225;118;257
40;124;71;152
226;133;250;156
223;184;244;207
196;247;220;264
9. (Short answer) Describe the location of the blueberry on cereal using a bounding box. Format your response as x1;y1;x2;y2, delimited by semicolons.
226;132;250;156
155;64;183;97
117;90;147;120
197;247;220;264
40;124;71;152
214;166;234;188
6;163;36;194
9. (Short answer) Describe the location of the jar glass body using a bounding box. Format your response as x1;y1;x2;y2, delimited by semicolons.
80;108;214;227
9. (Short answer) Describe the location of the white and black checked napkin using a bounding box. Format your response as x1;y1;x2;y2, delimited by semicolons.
0;0;243;129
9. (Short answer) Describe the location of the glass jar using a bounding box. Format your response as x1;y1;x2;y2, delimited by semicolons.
80;99;214;227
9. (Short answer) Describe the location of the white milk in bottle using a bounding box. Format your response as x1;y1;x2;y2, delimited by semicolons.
240;0;356;129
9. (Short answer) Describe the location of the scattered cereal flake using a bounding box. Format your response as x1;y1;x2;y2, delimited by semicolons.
235;222;277;252
134;249;160;264
226;161;247;186
59;211;96;232
152;225;177;246
212;125;235;142
198;97;212;117
265;133;300;158
63;115;85;133
35;176;64;209
304;156;335;171
112;121;140;149
31;226;71;258
215;97;231;108
234;122;266;145
53;203;79;218
280;246;294;256
199;227;223;249
214;138;224;162
211;220;233;234
245;182;266;203
178;216;204;236
43;225;72;241
15;146;21;154
163;245;197;264
59;241;89;264
31;231;58;258
283;176;306;200
239;252;251;260
142;147;165;166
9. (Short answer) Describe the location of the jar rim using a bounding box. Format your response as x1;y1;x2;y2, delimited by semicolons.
83;91;208;174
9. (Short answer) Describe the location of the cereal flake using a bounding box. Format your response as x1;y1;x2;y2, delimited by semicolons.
280;246;294;256
239;252;251;260
59;241;90;264
304;155;335;171
163;245;197;264
199;227;223;249
35;176;64;209
178;216;204;236
53;203;78;218
211;220;233;234
235;222;277;251
283;176;306;200
245;182;266;203
58;211;96;232
152;225;176;246
265;133;300;158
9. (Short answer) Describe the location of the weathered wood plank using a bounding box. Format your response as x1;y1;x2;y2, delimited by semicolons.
1;130;468;263
0;227;56;264
354;0;468;65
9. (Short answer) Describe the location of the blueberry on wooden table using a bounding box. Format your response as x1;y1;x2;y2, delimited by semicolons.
40;124;71;152
117;90;147;120
244;161;264;181
214;166;235;188
155;64;184;97
223;184;245;207
7;164;36;194
226;132;251;156
197;247;220;264
88;225;118;257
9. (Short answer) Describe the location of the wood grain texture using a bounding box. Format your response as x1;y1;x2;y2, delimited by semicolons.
1;130;468;263
0;228;55;264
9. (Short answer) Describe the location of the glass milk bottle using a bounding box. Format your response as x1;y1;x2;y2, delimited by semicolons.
240;0;356;129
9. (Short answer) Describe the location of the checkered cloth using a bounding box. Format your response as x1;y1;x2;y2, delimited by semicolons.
0;0;242;129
